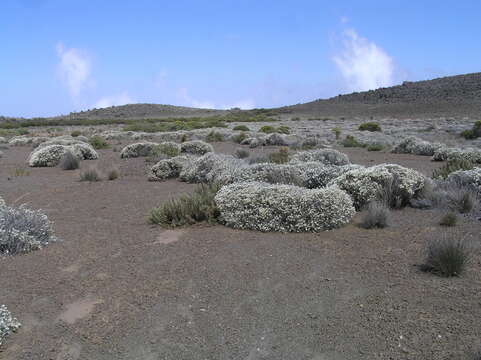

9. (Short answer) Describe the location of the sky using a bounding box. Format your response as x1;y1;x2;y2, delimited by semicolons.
1;0;480;117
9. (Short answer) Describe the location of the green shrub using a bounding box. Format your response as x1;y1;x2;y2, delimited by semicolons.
440;212;457;227
276;126;290;134
461;120;481;139
70;130;82;137
259;125;276;134
206;131;224;142
359;122;382;132
17;129;29;135
332;127;341;140
232;132;249;144
342;135;364;148
89;136;109;149
233;125;250;131
149;184;221;227
367;144;384;151
432;158;475;179
421;236;470;277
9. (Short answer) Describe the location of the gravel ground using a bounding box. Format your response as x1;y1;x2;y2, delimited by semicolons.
0;143;480;360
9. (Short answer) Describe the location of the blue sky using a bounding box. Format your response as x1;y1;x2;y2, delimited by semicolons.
1;0;480;117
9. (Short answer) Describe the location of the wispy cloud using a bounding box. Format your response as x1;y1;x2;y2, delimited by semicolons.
56;43;92;97
93;92;133;108
333;29;394;92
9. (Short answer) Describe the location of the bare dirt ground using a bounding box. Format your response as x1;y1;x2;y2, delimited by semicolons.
0;143;480;360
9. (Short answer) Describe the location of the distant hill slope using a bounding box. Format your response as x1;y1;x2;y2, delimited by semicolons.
282;72;481;118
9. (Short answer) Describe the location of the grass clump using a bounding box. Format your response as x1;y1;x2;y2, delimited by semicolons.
276;125;290;134
234;148;250;159
149;184;221;227
440;212;457;227
332;127;341;140
233;125;250;131
80;168;101;182
360;201;390;229
461;120;481;139
432;158;475;179
107;168;119;180
367;143;384;151
421;236;470;277
89;135;109;149
206;131;224;142
359;122;382;132
70;130;82;137
13;168;30;177
259;125;276;134
59;151;80;170
268;147;289;164
342;135;364;148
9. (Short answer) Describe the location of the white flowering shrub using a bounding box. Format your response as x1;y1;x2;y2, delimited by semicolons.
0;305;21;346
447;167;481;188
330;163;426;209
120;142;160;158
148;155;193;181
290;149;350;166
392;136;441;156
9;136;48;147
215;182;355;232
180;140;214;155
179;152;245;184
28;143;98;167
36;136;88;149
0;204;57;255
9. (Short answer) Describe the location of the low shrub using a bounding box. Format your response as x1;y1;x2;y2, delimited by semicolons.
0;204;57;255
421;180;479;213
59;151;80;170
360;201;390;229
276;125;290;134
461;120;481;140
268;147;289;164
421;236;470;277
342;135;364;148
359;122;382;132
179;152;244;184
107;168;119;180
70;130;82;137
440;212;457;227
215;182;355;232
259;125;276;133
148;156;192;181
392;136;440;156
14;168;30;176
80;168;101;182
332;127;341;140
432;158;475;179
0;305;21;345
149;183;221;227
233;125;250;131
205;131;224;142
180;140;214;155
89;135;109;149
290;148;350;166
367;143;384;151
231;132;249;144
234;148;250;159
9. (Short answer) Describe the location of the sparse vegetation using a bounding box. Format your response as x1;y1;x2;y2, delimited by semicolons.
360;201;390;229
89;135;109;149
149;183;221;227
359;122;382;132
14;168;30;176
59;151;80;170
367;143;384;151
421;236;470;277
268;147;289;164
440;212;457;227
80;168;101;182
342;135;364;148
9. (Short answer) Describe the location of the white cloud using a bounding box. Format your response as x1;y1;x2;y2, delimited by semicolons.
177;87;254;109
94;92;133;108
333;29;394;92
56;43;91;97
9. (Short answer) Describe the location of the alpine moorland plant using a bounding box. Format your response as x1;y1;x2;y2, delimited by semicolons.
360;201;390;229
440;212;457;227
0;305;21;345
149;183;221;227
359;122;382;132
89;135;109;149
342;135;364;148
79;168;101;182
233;125;250;131
421;236;470;277
432;158;475;179
206;131;224;142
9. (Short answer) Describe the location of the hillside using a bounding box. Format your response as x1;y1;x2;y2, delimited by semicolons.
283;72;481;118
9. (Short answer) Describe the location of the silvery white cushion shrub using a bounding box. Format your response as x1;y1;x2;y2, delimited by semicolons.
9;136;48;147
215;182;355;232
265;133;287;146
392;136;441;156
290;149;350;166
447;149;481;164
120;142;161;158
28;145;69;167
0;204;57;255
0;305;21;346
0;137;6;144
179;152;245;184
69;143;99;160
180;140;214;155
36;136;88;149
148;155;193;181
240;137;262;148
447;167;481;188
330;163;426;209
